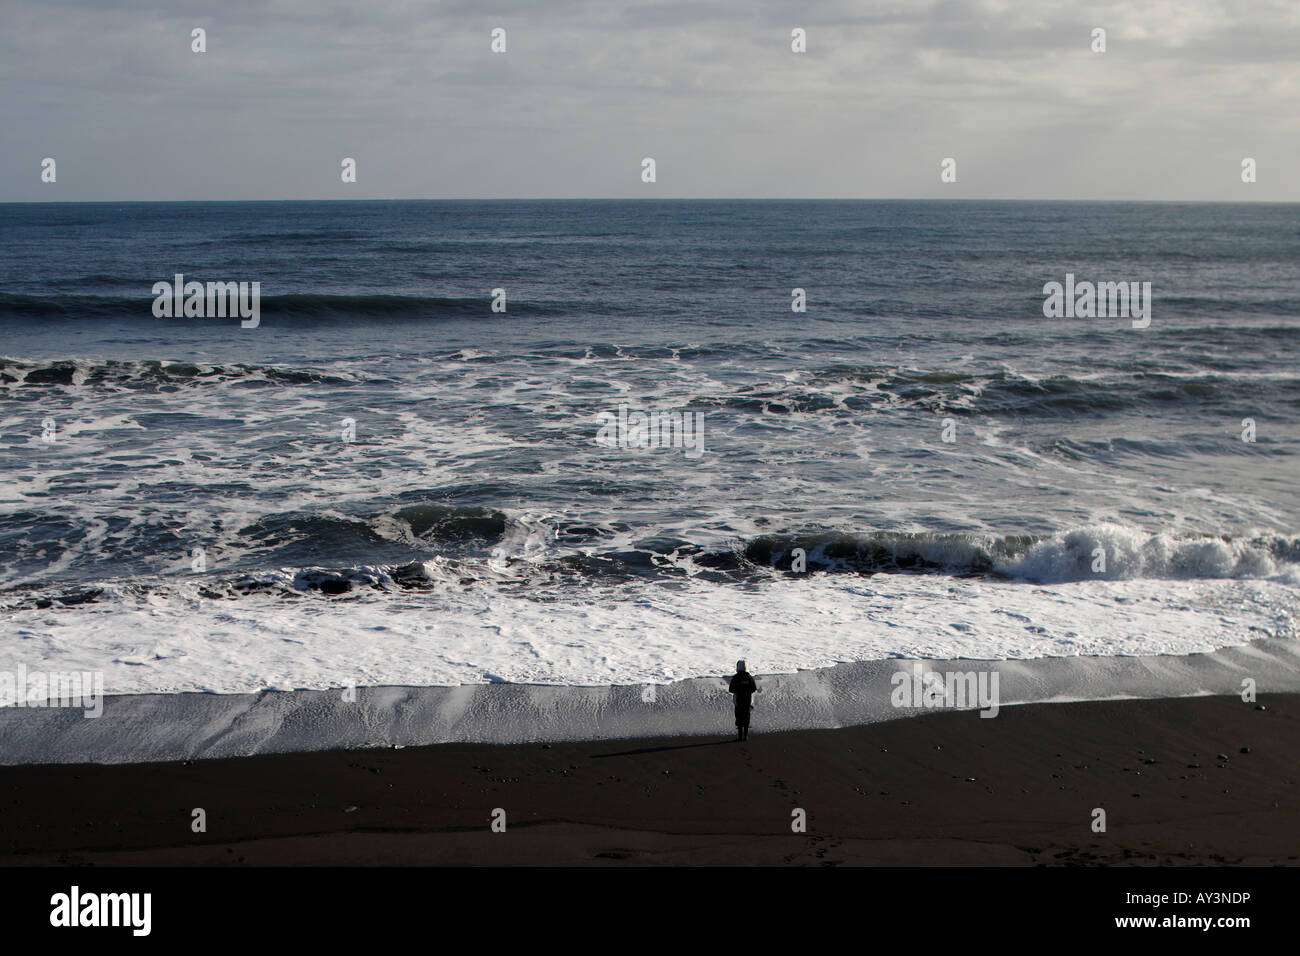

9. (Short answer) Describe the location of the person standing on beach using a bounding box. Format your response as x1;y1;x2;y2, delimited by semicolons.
728;660;758;741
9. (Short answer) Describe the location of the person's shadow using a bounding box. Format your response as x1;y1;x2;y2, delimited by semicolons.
592;739;732;759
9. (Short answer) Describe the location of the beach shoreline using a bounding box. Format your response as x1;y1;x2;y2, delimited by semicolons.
4;637;1298;766
2;693;1294;866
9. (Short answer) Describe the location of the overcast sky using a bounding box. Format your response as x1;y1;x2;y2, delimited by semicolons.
2;0;1297;201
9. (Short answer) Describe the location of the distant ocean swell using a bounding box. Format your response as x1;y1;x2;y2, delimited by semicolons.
3;355;1298;418
0;292;557;322
6;288;1300;324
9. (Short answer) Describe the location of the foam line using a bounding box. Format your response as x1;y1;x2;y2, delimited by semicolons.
2;637;1296;765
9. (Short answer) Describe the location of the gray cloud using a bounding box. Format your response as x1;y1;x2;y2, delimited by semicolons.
1;0;1296;200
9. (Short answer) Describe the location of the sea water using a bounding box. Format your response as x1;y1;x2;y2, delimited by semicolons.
0;199;1296;695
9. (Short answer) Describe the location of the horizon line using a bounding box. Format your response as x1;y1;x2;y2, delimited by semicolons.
2;197;1295;205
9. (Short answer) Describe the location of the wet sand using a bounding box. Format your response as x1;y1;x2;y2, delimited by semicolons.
1;694;1295;866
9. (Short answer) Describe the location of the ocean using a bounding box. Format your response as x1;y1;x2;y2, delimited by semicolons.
1;199;1298;698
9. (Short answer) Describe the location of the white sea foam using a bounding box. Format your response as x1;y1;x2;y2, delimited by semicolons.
999;523;1296;583
1;572;1293;697
7;638;1300;765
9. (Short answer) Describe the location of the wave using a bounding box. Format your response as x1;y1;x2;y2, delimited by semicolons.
20;354;1292;416
238;505;509;554
3;518;1297;611
214;230;376;244
0;356;376;389
0;292;554;322
697;366;1300;417
743;525;1300;582
1154;295;1300;317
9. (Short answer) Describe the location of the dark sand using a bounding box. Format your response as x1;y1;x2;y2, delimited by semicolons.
1;694;1295;866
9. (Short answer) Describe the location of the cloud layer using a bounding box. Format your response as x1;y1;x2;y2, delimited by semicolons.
2;0;1297;200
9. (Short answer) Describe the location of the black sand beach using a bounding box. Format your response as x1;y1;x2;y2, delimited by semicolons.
2;694;1294;866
